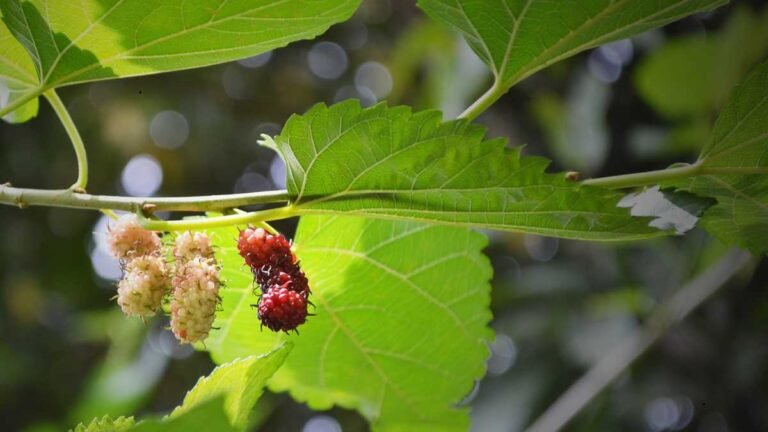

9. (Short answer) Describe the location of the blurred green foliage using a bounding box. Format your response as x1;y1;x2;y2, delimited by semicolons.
632;4;768;158
635;5;768;118
1;1;767;431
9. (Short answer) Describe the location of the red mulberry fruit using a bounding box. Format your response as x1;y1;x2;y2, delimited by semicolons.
257;286;308;332
237;227;294;270
256;264;310;295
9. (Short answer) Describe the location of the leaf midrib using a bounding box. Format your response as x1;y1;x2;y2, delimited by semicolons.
455;0;495;73
17;1;44;79
4;0;353;92
52;0;291;85
702;93;768;162
296;184;618;208
496;0;532;80
301;245;474;337
312;290;427;422
49;0;354;87
41;0;127;83
295;208;658;239
0;43;36;82
705;175;768;211
499;0;720;88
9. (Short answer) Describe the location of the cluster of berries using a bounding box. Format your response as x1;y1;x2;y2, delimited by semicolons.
106;215;221;344
237;227;311;333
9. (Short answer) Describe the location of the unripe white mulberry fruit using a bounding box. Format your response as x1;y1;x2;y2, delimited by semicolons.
107;215;162;260
174;231;214;262
170;257;221;343
116;254;169;317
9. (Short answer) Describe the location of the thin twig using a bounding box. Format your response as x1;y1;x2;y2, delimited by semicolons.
524;249;753;432
0;184;290;213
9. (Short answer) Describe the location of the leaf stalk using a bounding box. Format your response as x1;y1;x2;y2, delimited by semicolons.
582;163;702;189
44;89;89;190
458;80;504;121
136;206;297;231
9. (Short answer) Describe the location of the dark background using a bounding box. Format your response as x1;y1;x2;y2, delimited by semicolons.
1;1;767;431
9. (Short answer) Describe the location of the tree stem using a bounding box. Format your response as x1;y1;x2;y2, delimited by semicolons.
524;248;753;432
44;89;88;190
0;184;290;213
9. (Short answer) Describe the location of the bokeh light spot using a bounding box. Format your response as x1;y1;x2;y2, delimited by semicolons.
303;415;342;432
149;110;189;149
486;333;517;376
238;51;273;68
308;42;348;80
121;154;163;196
355;61;392;100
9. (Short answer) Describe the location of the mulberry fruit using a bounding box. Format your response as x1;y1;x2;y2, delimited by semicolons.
107;214;162;260
256;265;310;295
257;286;308;332
170;257;221;343
174;231;214;262
237;227;294;271
239;226;312;332
116;254;169;317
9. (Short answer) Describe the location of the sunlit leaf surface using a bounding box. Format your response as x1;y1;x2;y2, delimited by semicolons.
205;216;493;431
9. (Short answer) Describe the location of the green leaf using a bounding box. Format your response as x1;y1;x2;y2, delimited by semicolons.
205;216;493;431
0;0;360;122
170;343;292;429
129;397;236;432
270;100;661;241
417;0;726;95
0;8;38;123
672;61;768;253
69;415;135;432
635;5;768;118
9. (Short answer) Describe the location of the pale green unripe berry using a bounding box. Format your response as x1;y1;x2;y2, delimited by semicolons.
174;231;215;262
107;214;162;261
170;257;221;343
116;254;169;317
